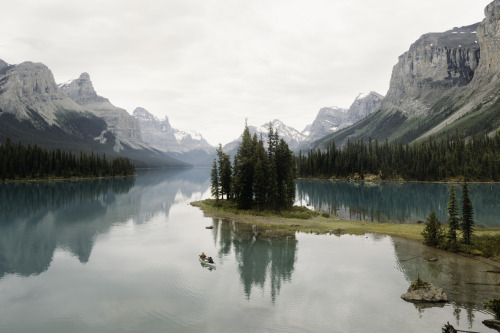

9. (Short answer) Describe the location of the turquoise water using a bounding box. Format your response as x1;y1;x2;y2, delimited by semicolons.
0;169;498;332
297;179;500;227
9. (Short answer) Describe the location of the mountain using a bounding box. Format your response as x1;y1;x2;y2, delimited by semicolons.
59;73;144;151
316;0;500;148
132;107;215;166
303;106;348;142
0;61;188;168
222;119;306;156
301;92;383;146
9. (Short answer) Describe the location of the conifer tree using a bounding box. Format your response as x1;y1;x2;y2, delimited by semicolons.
210;158;219;201
421;210;443;246
267;124;279;211
232;122;255;209
253;137;269;211
216;144;232;199
461;182;475;245
447;185;460;249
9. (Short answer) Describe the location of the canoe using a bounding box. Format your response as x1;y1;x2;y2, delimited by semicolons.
199;256;216;267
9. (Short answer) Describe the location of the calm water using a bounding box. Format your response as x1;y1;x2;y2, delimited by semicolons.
297;179;500;227
0;169;499;332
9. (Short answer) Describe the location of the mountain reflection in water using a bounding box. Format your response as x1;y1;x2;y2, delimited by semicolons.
0;168;210;278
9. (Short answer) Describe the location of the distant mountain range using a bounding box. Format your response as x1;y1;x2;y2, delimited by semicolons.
222;92;383;156
1;0;499;165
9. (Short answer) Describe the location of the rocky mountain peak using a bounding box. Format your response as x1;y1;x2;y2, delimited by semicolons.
133;106;212;156
59;72;109;105
0;61;81;123
474;0;500;80
0;59;8;71
348;91;384;120
133;107;159;122
379;23;481;116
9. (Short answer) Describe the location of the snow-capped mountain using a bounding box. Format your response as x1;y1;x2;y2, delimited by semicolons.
133;107;215;165
222;119;306;156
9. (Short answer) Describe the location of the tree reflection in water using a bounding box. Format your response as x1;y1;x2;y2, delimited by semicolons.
208;218;298;302
393;237;500;328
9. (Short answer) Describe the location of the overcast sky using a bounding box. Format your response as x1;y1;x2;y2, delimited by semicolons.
0;0;492;145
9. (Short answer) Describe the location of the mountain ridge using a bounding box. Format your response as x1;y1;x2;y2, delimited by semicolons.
315;0;500;149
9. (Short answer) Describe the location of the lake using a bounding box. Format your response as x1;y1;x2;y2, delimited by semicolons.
0;169;499;332
297;179;500;227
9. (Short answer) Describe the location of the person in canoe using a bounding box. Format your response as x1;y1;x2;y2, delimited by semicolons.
200;252;206;260
207;257;214;263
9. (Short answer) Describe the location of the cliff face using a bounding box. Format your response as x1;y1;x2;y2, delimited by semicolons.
347;92;384;122
60;73;144;150
476;1;500;80
304;92;383;144
133;106;213;154
380;24;481;116
324;0;500;148
0;61;85;124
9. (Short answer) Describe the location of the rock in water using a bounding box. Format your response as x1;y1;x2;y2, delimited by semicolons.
401;281;448;302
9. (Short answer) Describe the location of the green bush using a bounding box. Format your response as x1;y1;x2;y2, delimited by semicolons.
484;297;500;319
421;211;444;246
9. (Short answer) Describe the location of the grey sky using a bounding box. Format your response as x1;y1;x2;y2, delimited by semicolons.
0;0;492;145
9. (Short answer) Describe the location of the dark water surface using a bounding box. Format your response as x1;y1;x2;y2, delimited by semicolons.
0;169;498;332
297;179;500;227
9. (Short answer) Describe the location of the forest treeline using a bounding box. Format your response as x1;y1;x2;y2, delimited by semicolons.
0;138;135;181
297;132;500;181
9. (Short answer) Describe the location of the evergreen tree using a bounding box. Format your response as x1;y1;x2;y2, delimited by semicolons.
276;138;296;209
461;182;475;245
232;123;255;209
267;124;280;211
210;158;220;201
447;185;460;249
216;144;232;199
253;137;269;211
421;210;443;246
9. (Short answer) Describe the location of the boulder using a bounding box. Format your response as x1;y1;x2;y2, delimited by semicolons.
401;279;447;302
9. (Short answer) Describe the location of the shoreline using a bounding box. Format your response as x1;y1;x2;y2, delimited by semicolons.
297;176;500;184
0;174;136;183
191;200;500;268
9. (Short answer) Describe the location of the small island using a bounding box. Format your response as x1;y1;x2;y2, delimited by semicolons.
401;274;447;303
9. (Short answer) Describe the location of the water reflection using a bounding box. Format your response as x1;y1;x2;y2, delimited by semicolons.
393;237;500;326
208;218;297;302
296;179;500;227
0;168;210;278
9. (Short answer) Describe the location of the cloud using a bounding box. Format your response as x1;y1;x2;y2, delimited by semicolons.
0;0;492;145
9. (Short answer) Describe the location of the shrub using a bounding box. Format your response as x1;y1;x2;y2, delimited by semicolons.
484;297;500;319
421;211;444;246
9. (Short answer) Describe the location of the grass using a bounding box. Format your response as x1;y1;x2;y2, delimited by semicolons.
191;199;426;241
191;199;500;262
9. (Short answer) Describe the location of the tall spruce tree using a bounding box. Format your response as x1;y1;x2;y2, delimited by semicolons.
210;158;219;201
253;137;269;211
276;138;296;209
461;182;474;245
216;144;232;199
447;185;460;248
267;124;279;211
232;123;255;209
